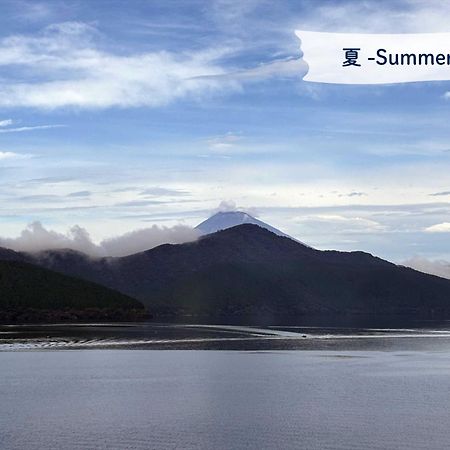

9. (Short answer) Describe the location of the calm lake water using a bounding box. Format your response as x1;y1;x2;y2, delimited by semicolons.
2;322;450;449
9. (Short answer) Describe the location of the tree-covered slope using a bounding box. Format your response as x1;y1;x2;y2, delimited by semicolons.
0;259;145;323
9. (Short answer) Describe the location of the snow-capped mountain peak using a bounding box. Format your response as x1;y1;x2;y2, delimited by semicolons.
195;211;295;241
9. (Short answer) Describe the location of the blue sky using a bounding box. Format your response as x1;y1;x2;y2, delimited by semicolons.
1;0;450;268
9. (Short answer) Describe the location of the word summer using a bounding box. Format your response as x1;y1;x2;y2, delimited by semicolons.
374;49;450;66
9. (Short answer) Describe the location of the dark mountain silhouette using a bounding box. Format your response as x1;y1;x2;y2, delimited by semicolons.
3;224;450;319
0;259;145;323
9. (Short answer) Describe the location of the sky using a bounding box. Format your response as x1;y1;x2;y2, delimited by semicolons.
1;0;450;271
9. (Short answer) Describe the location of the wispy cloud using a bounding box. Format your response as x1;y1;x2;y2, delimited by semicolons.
24;176;79;185
115;200;165;207
140;187;189;197
294;214;386;234
0;22;233;109
0;124;65;133
11;0;55;22
0;20;305;110
67;190;91;198
207;132;242;151
301;0;450;33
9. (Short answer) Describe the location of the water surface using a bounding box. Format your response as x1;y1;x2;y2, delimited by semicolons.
3;320;450;350
1;350;450;449
2;321;450;449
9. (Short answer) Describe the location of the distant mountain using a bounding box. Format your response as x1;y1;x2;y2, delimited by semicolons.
6;224;450;320
196;211;295;240
0;259;146;323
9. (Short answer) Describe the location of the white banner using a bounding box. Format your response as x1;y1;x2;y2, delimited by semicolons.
295;30;450;84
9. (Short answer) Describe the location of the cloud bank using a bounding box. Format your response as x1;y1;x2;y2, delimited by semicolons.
0;221;199;257
101;225;200;257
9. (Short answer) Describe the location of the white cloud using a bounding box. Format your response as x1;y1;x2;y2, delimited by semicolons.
0;119;13;127
0;222;99;255
0;151;33;160
101;225;199;256
425;222;450;233
213;200;259;217
0;21;305;110
216;199;238;212
0;22;237;109
0;221;199;257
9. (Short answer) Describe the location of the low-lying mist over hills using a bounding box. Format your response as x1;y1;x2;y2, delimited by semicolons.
2;211;450;321
0;210;295;257
0;221;199;257
0;209;447;280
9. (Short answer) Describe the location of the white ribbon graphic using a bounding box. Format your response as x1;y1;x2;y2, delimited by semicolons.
296;30;450;84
